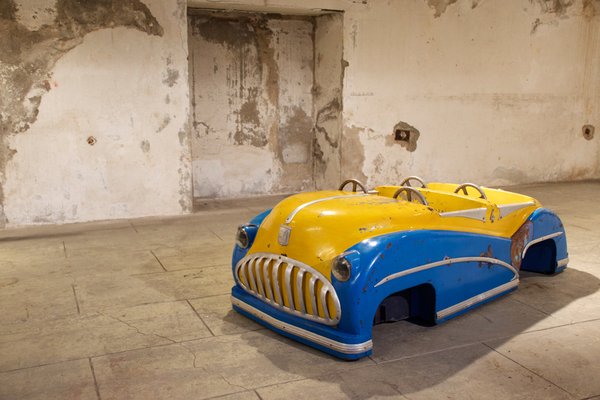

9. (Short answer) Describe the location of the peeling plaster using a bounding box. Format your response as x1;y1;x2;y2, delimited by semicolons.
189;14;255;48
239;98;260;125
387;121;420;152
425;0;484;17
0;0;163;226
140;139;150;153
530;0;600;33
532;0;577;16
190;13;279;150
426;0;459;17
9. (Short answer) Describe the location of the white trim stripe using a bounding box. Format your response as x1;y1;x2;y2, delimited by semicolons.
557;257;569;268
439;208;487;221
374;256;518;288
497;201;535;219
522;231;563;258
436;280;519;319
232;296;373;354
285;194;369;224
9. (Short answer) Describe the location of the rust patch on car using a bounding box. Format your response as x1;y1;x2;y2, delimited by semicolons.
478;244;494;268
511;221;532;270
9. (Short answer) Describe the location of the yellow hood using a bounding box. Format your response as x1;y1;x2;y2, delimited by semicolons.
248;191;429;276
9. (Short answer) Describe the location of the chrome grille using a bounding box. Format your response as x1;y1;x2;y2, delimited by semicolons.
234;253;341;326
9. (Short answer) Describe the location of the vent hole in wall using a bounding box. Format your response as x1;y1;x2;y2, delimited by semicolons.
583;125;594;140
395;129;410;142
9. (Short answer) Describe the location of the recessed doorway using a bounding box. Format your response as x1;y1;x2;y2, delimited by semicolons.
187;8;344;207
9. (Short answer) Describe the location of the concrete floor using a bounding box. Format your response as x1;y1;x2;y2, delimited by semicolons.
1;182;600;400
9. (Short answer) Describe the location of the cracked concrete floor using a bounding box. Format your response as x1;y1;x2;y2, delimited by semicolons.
1;181;600;400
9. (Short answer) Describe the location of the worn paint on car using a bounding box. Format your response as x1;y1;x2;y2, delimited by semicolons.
230;179;568;359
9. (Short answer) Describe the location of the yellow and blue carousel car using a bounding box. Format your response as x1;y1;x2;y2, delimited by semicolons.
230;177;568;360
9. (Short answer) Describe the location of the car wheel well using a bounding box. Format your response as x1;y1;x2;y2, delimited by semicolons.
521;238;557;275
373;283;436;327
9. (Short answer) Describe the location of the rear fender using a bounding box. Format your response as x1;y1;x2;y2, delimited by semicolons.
523;208;568;273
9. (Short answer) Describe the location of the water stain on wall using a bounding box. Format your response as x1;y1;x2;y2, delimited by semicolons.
373;153;385;175
156;114;171;133
583;0;600;16
140;139;150;153
493;166;530;183
239;98;260;125
315;98;342;149
190;12;282;151
426;0;483;17
190;15;255;47
189;11;318;197
178;119;192;213
277;105;313;186
280;107;313;155
162;68;179;87
0;0;163;226
341;125;368;183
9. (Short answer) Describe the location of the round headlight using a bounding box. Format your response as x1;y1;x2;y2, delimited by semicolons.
236;226;250;249
332;256;352;282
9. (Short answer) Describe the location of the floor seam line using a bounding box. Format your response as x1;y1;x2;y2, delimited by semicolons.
481;342;574;396
72;284;81;314
150;250;168;272
185;299;216;336
509;296;552;316
131;264;228;276
374;341;480;365
208;228;224;241
248;360;382;393
88;357;102;400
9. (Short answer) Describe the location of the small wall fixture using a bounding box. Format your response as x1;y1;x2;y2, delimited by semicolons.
583;125;594;140
395;129;411;142
87;136;97;146
391;121;420;152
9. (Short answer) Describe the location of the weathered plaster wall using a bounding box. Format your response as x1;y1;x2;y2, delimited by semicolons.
2;0;599;227
0;0;191;227
341;0;600;187
188;12;315;199
191;0;600;190
314;12;344;188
